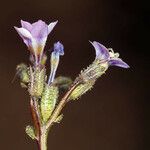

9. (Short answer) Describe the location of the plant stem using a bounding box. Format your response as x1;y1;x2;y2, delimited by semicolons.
31;78;81;150
30;98;41;138
46;81;80;130
37;81;80;150
38;128;48;150
31;99;48;150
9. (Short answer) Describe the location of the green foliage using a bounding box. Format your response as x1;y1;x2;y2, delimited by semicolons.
25;125;36;140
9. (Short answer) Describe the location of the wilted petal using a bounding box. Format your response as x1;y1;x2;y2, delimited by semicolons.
53;41;64;55
90;41;109;60
14;27;32;46
31;20;48;39
48;42;64;84
48;21;58;34
21;20;32;31
109;58;130;68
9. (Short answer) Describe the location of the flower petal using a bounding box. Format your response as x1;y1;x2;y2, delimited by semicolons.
14;27;32;39
31;20;48;39
90;41;109;60
48;21;58;34
53;41;64;56
21;20;32;31
109;58;130;68
14;27;32;46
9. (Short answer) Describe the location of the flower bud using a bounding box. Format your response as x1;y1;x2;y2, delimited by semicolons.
69;80;95;100
69;59;108;100
40;84;59;123
29;67;45;97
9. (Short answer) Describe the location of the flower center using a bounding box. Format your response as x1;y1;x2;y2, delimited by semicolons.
108;48;120;59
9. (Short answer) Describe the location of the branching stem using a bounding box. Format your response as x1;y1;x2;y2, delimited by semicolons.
46;81;80;130
30;80;80;150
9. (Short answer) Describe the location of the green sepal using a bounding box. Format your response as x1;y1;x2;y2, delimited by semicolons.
21;69;30;83
15;63;29;87
54;114;63;123
69;59;108;100
25;125;36;140
69;80;95;100
29;67;46;98
41;54;47;66
40;84;59;123
20;82;28;88
80;59;108;83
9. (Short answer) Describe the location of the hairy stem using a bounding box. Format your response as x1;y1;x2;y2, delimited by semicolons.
37;128;48;150
30;76;81;150
30;98;41;138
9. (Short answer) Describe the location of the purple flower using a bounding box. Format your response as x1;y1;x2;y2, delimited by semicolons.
14;20;58;64
90;41;129;68
48;42;64;84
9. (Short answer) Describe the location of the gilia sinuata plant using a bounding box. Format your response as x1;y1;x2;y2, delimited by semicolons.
14;20;129;150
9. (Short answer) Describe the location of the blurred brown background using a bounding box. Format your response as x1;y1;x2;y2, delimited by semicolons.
0;0;149;149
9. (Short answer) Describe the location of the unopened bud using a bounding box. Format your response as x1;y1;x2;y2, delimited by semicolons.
69;59;108;100
29;67;45;97
40;84;59;123
69;80;95;100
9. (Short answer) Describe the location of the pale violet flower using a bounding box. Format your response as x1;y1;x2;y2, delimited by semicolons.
14;20;58;64
48;41;64;84
90;41;129;68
